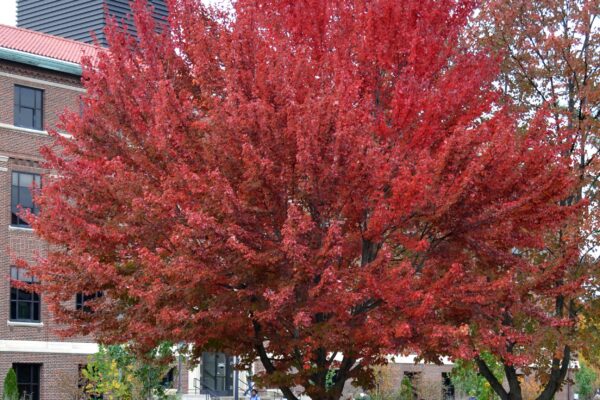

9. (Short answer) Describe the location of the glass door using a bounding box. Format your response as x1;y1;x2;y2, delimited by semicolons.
201;352;233;396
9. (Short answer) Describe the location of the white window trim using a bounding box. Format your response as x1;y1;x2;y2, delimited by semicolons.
7;321;43;328
0;122;73;138
9;225;34;232
0;156;7;172
0;122;47;135
0;339;98;354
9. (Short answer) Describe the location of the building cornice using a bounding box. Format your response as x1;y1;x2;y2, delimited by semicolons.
0;46;82;76
0;339;98;355
0;70;85;92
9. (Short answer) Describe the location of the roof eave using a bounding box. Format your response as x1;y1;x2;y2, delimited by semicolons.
0;46;82;76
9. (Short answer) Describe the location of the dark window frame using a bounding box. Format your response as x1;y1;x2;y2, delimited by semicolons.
76;292;103;313
10;266;41;323
11;171;41;227
13;363;41;400
442;372;455;400
14;85;44;131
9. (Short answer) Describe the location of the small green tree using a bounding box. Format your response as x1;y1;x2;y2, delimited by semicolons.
450;353;502;400
398;376;414;400
82;344;176;400
3;369;19;400
576;361;598;400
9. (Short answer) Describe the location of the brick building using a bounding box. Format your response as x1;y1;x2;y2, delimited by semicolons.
0;21;194;400
0;24;100;400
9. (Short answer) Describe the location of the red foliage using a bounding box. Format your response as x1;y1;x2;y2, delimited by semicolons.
29;1;579;398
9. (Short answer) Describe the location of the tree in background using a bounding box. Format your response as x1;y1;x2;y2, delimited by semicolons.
576;360;599;400
366;367;395;400
397;377;415;400
2;369;19;400
520;377;544;400
365;369;423;400
450;354;502;400
82;344;175;400
28;0;581;399
459;1;600;399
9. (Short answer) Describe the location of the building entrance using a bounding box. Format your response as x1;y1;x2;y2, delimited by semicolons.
201;352;234;396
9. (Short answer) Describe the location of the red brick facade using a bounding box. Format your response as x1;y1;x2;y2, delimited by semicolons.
0;56;191;400
0;59;95;400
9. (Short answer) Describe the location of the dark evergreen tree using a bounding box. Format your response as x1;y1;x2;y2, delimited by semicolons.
3;369;19;400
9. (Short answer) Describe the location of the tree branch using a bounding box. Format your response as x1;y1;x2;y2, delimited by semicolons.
536;345;571;400
252;320;300;400
330;354;356;400
475;356;509;400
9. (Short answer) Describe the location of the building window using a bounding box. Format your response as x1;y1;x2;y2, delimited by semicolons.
76;292;103;313
10;266;40;323
11;171;41;227
402;372;421;400
161;367;175;389
201;352;233;396
13;363;41;400
442;372;455;400
14;85;43;130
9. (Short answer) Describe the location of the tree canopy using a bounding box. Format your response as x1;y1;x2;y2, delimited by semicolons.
29;1;583;399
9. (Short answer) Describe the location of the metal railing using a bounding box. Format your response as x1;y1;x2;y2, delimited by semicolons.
192;378;224;399
191;369;289;400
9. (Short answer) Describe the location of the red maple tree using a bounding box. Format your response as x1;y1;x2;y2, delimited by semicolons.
29;1;579;398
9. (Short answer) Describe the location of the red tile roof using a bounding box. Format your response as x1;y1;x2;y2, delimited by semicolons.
0;24;100;65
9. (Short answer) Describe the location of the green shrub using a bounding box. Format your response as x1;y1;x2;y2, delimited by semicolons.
576;361;598;400
3;368;19;400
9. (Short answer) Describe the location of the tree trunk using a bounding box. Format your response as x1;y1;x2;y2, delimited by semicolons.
536;346;571;400
504;364;523;400
475;357;510;400
477;347;571;400
253;321;300;400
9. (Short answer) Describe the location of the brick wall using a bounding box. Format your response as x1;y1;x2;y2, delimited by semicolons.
0;59;94;400
0;60;89;341
0;352;89;400
0;58;189;400
340;362;453;400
